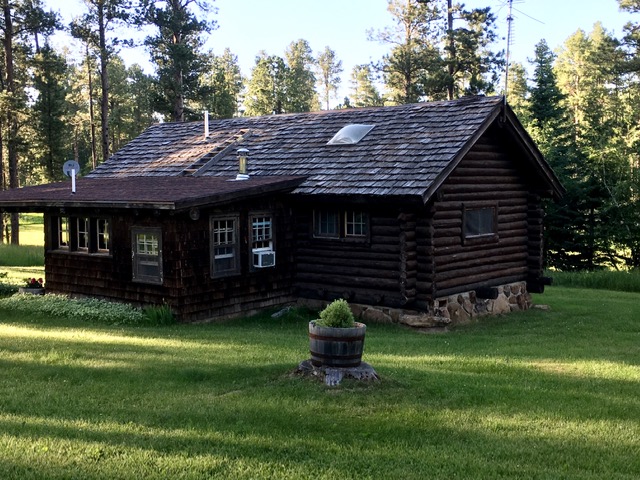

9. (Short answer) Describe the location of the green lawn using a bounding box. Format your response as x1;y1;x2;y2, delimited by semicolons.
0;287;639;479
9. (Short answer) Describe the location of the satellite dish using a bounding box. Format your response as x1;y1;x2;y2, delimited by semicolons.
63;160;81;177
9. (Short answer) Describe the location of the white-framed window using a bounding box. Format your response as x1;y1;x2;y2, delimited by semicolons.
77;217;89;251
211;215;240;277
345;210;367;237
250;214;275;270
251;215;273;251
132;227;163;285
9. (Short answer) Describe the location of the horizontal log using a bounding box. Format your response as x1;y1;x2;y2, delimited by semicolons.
297;255;398;271
439;253;527;274
434;234;528;249
371;225;400;236
437;247;526;269
441;178;526;192
434;197;528;212
440;191;529;202
460;151;509;161
435;260;528;283
296;264;399;280
296;272;399;290
451;167;515;177
498;220;529;232
296;284;404;307
435;266;529;291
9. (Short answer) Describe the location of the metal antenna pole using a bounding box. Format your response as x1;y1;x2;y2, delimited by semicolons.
504;0;514;99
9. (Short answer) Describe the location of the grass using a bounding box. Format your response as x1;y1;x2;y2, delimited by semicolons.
0;287;638;479
0;214;45;267
549;268;640;293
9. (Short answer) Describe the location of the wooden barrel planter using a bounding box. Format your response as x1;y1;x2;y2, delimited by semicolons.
309;321;366;368
18;287;45;295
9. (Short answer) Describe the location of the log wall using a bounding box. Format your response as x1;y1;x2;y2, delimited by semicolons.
427;126;547;298
293;205;412;308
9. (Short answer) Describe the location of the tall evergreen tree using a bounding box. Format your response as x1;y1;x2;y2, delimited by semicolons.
245;40;318;116
0;0;58;243
316;46;342;110
370;0;441;104
31;43;69;181
349;64;384;107
528;39;600;270
283;39;317;112
201;48;243;119
140;0;215;122
69;0;131;164
244;52;288;116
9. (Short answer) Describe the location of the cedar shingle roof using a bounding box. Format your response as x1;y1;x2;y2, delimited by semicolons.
88;96;507;199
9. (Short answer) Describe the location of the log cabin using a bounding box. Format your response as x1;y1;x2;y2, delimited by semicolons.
0;96;563;324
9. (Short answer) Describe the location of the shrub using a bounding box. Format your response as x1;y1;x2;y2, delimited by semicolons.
315;299;356;328
143;304;176;326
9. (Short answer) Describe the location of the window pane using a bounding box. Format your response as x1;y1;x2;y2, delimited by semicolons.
132;228;162;284
252;216;273;250
97;219;110;251
77;217;89;250
212;217;239;276
345;210;367;237
137;233;159;255
464;207;495;237
58;217;69;248
314;210;339;237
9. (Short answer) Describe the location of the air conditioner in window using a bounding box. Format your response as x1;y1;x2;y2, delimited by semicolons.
253;249;276;268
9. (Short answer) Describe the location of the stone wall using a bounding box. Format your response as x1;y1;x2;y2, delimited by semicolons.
299;281;532;331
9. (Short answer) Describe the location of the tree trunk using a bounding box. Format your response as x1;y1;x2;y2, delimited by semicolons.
3;0;19;244
87;44;97;169
446;0;455;100
98;3;110;162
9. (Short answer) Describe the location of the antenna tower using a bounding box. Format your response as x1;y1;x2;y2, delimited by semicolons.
504;0;514;98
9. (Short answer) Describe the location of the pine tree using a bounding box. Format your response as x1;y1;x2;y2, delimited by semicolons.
244;52;288;116
316;46;343;110
31;44;69;182
349;64;384;107
140;0;215;122
284;39;317;113
201;48;243;119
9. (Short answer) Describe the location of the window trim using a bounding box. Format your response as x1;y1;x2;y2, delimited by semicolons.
313;209;340;239
210;214;241;278
249;212;275;271
462;203;498;245
96;218;111;254
56;216;70;250
131;226;163;285
313;208;369;242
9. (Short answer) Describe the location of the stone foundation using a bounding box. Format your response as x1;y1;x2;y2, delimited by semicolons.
299;281;532;331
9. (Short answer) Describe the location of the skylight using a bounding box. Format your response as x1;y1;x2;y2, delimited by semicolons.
327;124;375;145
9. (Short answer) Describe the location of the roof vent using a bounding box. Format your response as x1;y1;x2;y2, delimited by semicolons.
236;148;250;180
327;124;375;145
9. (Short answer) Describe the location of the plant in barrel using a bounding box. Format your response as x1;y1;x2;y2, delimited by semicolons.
308;299;366;367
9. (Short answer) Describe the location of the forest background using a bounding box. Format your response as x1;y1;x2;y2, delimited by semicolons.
0;0;638;272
